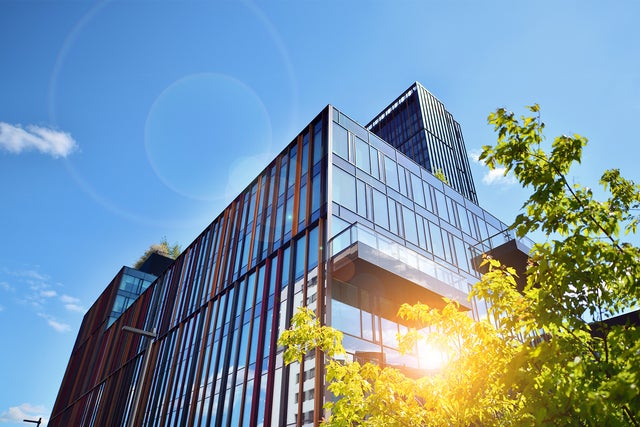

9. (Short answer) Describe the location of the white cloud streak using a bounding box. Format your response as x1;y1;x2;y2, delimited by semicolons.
0;403;47;423
468;150;517;187
0;122;78;158
60;294;86;313
37;313;71;333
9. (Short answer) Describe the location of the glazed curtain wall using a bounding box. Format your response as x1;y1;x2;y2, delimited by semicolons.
330;107;509;321
50;109;328;427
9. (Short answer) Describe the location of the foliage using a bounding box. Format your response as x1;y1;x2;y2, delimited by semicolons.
478;105;640;425
433;168;450;185
278;304;521;426
133;237;181;269
278;105;640;426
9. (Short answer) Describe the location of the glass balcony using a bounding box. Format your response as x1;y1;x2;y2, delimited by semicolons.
329;222;472;309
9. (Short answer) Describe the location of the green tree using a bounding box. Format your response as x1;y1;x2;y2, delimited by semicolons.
278;106;640;426
133;236;182;269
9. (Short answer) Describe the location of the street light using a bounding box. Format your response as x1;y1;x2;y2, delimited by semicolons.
122;325;157;427
23;418;41;427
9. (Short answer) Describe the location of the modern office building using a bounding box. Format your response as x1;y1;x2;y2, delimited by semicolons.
49;83;526;427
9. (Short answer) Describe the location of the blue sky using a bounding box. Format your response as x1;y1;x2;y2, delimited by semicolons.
1;1;639;424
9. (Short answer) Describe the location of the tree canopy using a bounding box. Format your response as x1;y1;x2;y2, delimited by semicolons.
278;106;640;426
133;237;182;269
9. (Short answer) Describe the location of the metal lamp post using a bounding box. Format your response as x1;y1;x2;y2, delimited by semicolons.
122;325;157;427
23;418;41;427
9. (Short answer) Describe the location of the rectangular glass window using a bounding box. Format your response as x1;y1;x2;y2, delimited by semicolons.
410;173;425;207
384;156;399;191
429;221;445;259
294;236;306;280
356;180;367;218
281;246;291;287
370;147;380;180
372;189;389;229
308;226;319;270
298;182;307;229
433;189;448;221
398;166;408;197
402;205;418;245
311;172;321;215
278;157;288;196
389;200;398;235
313;121;323;165
284;195;294;236
332;166;357;213
301;135;309;177
452;235;470;272
355;137;370;173
332;124;349;160
331;299;361;338
288;145;298;186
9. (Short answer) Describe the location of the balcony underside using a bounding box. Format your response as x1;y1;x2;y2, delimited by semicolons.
331;242;471;317
472;239;530;291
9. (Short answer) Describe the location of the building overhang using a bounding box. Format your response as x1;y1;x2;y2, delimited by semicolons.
472;238;530;291
330;241;471;314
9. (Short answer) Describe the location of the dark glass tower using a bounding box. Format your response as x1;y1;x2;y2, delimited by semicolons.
50;84;523;427
367;82;478;203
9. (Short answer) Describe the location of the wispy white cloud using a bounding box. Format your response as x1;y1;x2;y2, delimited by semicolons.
0;122;77;158
0;281;13;291
40;289;57;298
0;403;47;424
60;295;86;313
468;150;517;187
38;313;71;333
482;167;517;185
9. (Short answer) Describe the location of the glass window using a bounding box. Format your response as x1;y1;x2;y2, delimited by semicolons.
402;206;418;245
284;195;294;236
308;227;319;270
452;235;470;272
429;221;445;259
458;203;471;235
370;147;380;180
389;200;398;235
381;317;399;348
313;121;323;165
294;236;306;280
298;183;307;229
301;135;309;177
384;156;399;190
433;189;447;221
416;214;428;252
410;173;425;207
288;145;298;184
331;300;361;338
331;214;351;239
356;180;367;218
332;124;348;160
398;166;408;197
355;137;370;173
311;172;321;215
372;189;388;229
332;166;357;212
281;246;291;287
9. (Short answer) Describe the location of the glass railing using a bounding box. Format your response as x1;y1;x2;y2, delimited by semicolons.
329;222;470;293
468;228;534;262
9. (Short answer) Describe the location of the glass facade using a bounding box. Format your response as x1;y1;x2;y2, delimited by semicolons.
50;86;526;427
108;267;157;327
367;82;478;203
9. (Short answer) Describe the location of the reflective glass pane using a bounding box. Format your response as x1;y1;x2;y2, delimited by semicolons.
332;166;356;212
332;124;348;160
